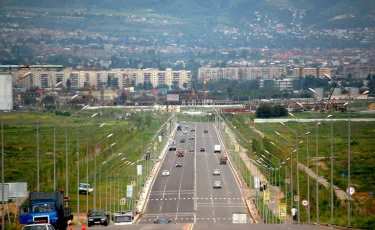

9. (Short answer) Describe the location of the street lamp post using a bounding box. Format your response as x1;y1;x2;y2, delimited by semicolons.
275;131;295;210
101;153;125;210
280;122;301;223
323;74;369;227
297;101;321;224
53;94;79;193
93;135;114;210
288;113;311;223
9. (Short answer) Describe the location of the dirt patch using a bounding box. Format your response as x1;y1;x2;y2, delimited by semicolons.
367;103;375;110
45;152;54;155
310;157;329;170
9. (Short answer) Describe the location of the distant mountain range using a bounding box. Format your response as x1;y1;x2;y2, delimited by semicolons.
3;0;375;29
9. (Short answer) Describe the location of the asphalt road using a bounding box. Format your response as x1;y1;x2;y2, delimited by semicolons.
138;121;248;225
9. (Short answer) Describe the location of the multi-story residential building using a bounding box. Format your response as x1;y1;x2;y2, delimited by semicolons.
198;67;239;81
292;67;332;78
198;67;286;81
11;68;191;90
343;64;375;78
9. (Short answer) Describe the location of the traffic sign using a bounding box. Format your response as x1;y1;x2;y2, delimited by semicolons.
294;196;299;202
131;181;136;186
120;198;126;206
279;203;287;220
346;187;355;195
341;173;345;178
302;200;309;207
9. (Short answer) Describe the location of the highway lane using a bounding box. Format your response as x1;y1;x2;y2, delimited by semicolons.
195;122;245;224
139;121;247;224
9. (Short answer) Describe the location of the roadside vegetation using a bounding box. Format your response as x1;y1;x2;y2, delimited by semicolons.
221;111;375;229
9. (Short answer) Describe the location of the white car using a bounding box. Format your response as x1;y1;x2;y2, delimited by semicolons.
22;224;56;230
183;130;188;134
213;169;221;175
162;170;170;176
213;181;222;189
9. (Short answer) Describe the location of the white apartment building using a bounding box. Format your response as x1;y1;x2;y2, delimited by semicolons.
198;67;286;81
12;68;191;90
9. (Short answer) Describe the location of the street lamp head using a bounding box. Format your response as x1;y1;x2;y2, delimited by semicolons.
279;121;285;126
102;161;107;165
293;149;297;153
317;122;322;126
306;131;310;135
117;152;123;156
270;141;275;146
299;141;304;144
91;113;98;118
54;81;63;88
362;90;369;95
308;88;317;94
275;131;281;136
288;112;295;117
327;114;333;118
296;102;303;108
71;94;79;100
324;73;332;80
22;72;32;78
343;102;349;106
286;157;290;160
282;161;285;164
82;105;89;110
107;133;113;138
121;157;126;161
110;142;116;147
99;123;106;127
264;149;270;154
261;154;266;158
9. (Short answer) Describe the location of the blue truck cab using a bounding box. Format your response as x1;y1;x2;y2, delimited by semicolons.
177;125;182;131
20;191;73;230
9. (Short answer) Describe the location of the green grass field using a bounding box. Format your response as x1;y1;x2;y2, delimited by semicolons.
1;108;172;218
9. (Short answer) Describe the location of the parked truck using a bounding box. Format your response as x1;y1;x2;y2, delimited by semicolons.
214;145;221;153
19;191;73;230
79;183;94;195
219;156;227;165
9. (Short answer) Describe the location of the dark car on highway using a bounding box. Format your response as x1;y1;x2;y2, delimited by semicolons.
88;210;108;227
154;218;172;224
200;147;205;152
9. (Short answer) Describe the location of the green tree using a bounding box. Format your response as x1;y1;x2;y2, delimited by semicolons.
256;105;272;118
66;79;71;90
227;87;233;98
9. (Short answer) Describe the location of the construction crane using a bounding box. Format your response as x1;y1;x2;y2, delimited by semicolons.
324;77;339;111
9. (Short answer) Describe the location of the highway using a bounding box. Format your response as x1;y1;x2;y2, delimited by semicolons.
139;121;247;224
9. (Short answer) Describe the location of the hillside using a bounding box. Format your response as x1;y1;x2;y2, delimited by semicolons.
3;0;375;29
